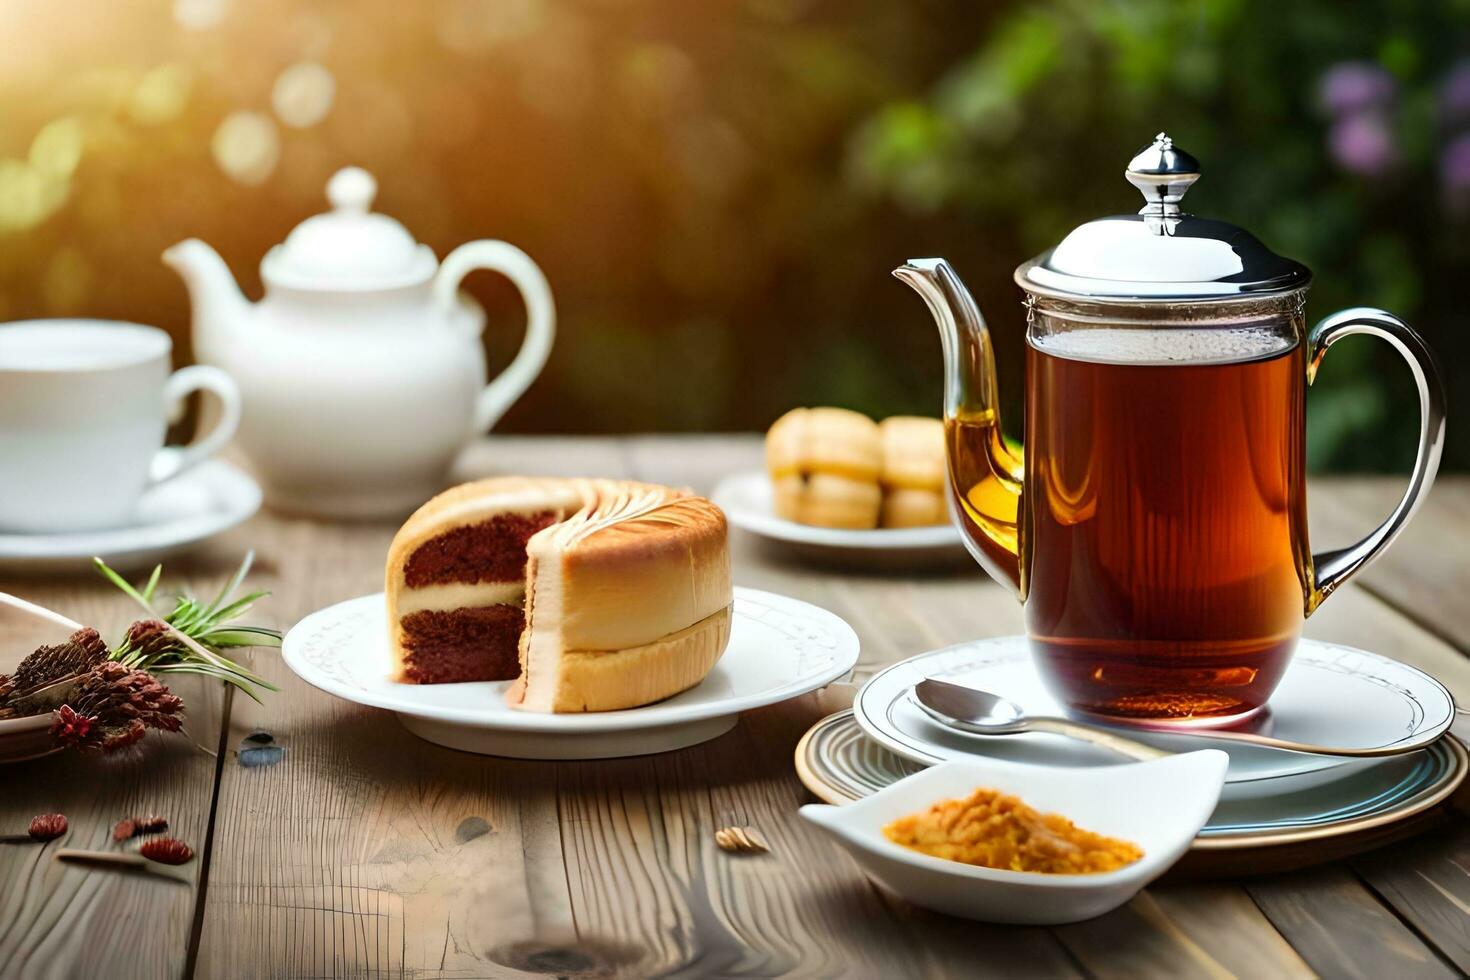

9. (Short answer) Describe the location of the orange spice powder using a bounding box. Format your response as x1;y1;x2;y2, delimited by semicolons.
882;787;1143;875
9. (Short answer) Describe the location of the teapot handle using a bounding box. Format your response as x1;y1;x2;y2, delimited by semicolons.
1306;307;1446;612
434;240;556;432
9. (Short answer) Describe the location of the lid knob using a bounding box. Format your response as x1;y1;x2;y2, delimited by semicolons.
326;166;377;214
261;165;435;288
1124;133;1200;234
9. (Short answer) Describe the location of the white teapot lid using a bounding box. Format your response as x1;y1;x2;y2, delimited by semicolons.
262;167;437;289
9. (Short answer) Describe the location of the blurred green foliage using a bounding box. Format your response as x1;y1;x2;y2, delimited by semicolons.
1;0;1465;471
849;0;1470;471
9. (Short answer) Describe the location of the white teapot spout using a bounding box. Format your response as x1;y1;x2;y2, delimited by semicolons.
162;238;252;358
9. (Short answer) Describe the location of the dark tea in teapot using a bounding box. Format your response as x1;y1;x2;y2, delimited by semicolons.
948;323;1313;722
1034;325;1309;721
909;134;1444;728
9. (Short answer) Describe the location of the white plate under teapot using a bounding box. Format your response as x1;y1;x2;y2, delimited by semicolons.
854;635;1456;800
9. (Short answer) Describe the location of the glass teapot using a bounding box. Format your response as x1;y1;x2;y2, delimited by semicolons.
895;134;1445;728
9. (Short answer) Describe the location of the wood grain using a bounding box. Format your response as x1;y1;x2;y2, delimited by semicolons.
0;563;233;980
1310;478;1470;978
1052;885;1313;980
2;437;1466;978
195;473;583;978
1311;477;1470;649
1247;866;1459;979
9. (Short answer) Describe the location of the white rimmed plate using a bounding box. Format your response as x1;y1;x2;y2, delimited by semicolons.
0;460;261;574
283;587;860;759
795;709;1467;856
800;751;1229;923
854;636;1456;800
710;470;966;567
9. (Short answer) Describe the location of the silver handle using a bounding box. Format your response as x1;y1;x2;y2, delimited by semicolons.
1307;308;1446;610
1025;717;1172;761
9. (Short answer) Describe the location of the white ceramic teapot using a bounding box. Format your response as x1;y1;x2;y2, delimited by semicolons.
163;166;555;518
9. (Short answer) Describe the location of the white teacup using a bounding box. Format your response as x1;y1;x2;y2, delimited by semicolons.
0;320;241;532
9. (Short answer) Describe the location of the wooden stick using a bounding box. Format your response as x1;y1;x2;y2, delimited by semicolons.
56;849;190;882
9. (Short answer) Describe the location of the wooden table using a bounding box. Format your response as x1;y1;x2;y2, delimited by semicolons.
2;436;1467;979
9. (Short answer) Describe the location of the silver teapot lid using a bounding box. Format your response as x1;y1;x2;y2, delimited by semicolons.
1016;133;1310;302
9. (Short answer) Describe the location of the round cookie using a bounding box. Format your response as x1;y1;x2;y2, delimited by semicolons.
879;416;946;491
766;408;882;529
881;487;947;529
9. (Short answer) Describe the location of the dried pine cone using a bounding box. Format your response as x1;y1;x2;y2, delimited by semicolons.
51;663;184;753
7;628;108;697
113;815;168;841
28;813;67;841
122;619;177;660
139;837;193;865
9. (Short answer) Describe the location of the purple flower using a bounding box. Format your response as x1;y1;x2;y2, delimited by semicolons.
1439;60;1470;127
1441;134;1470;212
1319;62;1397;117
1328;112;1398;177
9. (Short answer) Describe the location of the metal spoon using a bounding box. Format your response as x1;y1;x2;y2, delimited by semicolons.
912;678;1417;760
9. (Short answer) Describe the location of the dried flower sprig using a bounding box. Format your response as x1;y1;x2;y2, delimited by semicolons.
50;663;185;753
0;629;108;704
95;552;280;703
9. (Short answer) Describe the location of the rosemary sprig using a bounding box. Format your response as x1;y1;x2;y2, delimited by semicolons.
94;552;281;703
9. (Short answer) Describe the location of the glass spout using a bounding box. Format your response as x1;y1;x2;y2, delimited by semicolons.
893;258;1024;595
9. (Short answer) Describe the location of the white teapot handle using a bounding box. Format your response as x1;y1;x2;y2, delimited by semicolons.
434;240;556;433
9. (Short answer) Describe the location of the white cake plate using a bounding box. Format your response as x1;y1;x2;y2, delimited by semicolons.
854;636;1457;801
711;470;967;568
283;587;861;759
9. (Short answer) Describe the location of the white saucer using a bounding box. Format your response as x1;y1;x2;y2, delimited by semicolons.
0;460;261;574
711;470;966;565
283;587;861;759
854;636;1456;801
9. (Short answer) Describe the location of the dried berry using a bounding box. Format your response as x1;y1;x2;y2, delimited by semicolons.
28;813;67;842
113;815;168;841
139;837;193;865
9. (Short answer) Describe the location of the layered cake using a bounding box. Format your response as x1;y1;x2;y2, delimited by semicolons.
385;477;732;712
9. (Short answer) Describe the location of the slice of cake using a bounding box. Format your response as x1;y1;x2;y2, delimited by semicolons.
385;477;732;712
386;477;587;683
509;483;732;713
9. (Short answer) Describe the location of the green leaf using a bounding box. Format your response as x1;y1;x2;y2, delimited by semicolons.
206;591;270;626
141;565;163;604
206;550;255;618
94;552;280;702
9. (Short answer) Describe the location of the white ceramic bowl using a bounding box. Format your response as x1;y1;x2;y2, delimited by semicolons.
799;750;1229;924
